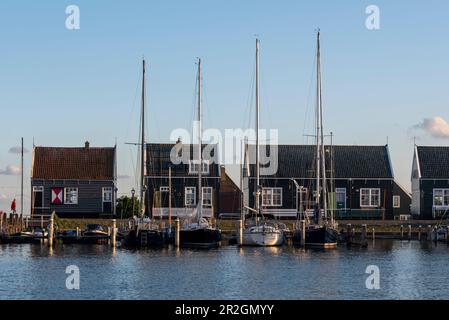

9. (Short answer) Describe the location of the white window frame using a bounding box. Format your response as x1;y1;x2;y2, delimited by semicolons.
262;187;283;207
160;186;170;192
185;187;196;206
64;187;78;205
360;188;380;208
433;189;449;207
336;188;347;209
188;160;210;175
102;187;113;203
393;195;401;208
202;187;213;208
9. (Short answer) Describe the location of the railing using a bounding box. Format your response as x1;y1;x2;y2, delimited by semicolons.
334;209;384;220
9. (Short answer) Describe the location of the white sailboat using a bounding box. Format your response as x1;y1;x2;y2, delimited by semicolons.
242;38;284;247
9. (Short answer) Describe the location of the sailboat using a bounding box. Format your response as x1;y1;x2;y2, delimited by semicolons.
241;38;284;247
179;58;222;248
293;31;339;248
123;59;166;248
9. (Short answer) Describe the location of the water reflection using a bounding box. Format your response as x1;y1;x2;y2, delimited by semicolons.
1;240;449;299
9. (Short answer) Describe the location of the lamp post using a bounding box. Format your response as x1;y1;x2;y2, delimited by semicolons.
131;188;136;218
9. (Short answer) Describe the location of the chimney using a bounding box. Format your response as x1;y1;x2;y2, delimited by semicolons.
85;141;90;149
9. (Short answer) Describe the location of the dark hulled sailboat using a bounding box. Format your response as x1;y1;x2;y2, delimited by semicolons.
179;58;221;248
123;59;166;248
293;31;338;248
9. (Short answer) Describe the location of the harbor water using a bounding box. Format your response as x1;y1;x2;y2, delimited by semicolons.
1;240;448;300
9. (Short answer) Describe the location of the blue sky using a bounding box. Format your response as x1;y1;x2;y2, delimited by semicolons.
0;0;448;213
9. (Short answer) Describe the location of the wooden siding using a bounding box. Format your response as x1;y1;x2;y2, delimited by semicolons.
31;179;115;218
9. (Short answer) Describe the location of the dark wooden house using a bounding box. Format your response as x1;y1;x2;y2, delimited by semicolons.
145;142;241;219
31;142;117;219
411;146;449;219
244;144;411;220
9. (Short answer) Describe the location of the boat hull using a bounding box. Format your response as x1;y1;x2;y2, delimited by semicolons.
123;229;166;248
242;229;284;247
293;226;338;248
180;228;221;248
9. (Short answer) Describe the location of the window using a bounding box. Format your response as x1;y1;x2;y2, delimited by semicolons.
393;195;400;208
434;189;449;207
33;186;44;208
188;160;210;175
160;186;169;192
103;187;113;202
185;187;196;206
202;187;213;208
262;188;282;207
336;188;346;209
64;188;78;205
360;188;380;207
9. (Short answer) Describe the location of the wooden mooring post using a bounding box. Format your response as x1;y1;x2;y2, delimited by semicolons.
301;220;306;246
0;212;3;233
175;218;180;248
418;225;422;241
372;227;375;241
111;219;117;247
427;225;432;241
346;224;352;244
238;219;243;246
400;225;404;239
48;213;54;247
361;224;367;243
408;225;412;241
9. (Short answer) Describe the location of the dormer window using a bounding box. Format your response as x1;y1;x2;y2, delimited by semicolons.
188;160;210;175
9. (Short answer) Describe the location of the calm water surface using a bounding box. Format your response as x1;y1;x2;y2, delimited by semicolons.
0;240;448;300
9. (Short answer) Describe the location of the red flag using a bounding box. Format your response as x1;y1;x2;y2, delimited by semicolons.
11;199;16;212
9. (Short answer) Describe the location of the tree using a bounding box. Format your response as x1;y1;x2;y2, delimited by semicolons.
116;196;140;219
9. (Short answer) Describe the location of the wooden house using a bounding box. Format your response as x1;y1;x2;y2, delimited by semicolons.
244;144;411;220
31;141;117;219
411;146;449;219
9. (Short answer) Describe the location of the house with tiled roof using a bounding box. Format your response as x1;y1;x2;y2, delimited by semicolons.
31;141;117;218
411;145;449;219
243;144;411;220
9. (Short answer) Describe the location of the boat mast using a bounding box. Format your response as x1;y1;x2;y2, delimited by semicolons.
197;58;203;222
315;31;322;225
318;31;328;222
139;59;146;220
21;137;23;216
255;38;260;224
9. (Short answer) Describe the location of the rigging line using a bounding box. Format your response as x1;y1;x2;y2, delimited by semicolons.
302;47;317;145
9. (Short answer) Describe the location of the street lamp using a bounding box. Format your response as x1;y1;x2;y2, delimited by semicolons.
131;188;136;218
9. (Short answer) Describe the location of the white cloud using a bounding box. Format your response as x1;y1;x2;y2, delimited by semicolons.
8;146;29;154
0;165;21;175
412;117;449;139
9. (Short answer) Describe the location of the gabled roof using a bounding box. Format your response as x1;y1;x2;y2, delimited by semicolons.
146;143;219;176
32;145;115;180
416;146;449;179
246;144;393;179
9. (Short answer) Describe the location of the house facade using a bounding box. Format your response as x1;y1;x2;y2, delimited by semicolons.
244;144;411;220
146;142;220;219
145;142;241;219
31;142;117;219
411;146;449;219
